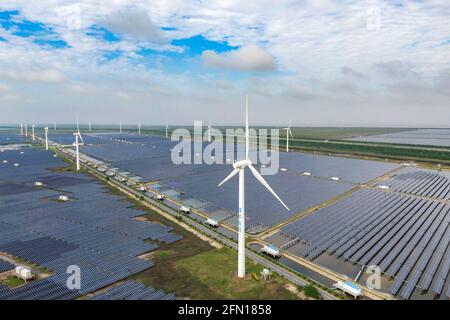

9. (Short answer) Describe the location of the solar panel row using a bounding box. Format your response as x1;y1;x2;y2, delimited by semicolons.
281;188;450;299
384;167;450;200
0;142;180;300
88;280;175;300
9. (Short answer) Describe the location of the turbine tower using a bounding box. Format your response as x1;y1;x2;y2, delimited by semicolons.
89;121;92;132
24;124;28;137
138;123;141;135
54;123;56;131
283;121;294;152
218;95;289;278
120;122;122;133
208;120;212;143
165;122;168;139
31;124;35;141
20;123;23;135
73;131;84;171
44;127;49;150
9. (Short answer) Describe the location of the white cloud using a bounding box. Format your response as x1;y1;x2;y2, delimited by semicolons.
0;69;65;83
102;8;165;43
202;45;275;71
1;1;450;126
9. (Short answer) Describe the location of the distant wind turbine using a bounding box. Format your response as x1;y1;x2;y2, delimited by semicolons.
20;123;23;135
218;95;289;278
54;123;56;131
119;122;122;133
138;123;141;135
283;121;294;152
31;124;35;141
165;122;168;139
44;127;49;150
208;120;212;143
89;121;92;132
24;124;28;137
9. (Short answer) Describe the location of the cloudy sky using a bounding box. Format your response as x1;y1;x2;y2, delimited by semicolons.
0;0;449;126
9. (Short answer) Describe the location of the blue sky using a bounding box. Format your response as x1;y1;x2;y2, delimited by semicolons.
0;1;449;126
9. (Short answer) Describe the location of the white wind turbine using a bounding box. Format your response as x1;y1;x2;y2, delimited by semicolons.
208;120;212;143
138;123;141;135
31;124;35;141
218;95;290;278
44;127;49;150
119;122;122;133
20;123;23;135
24;124;28;137
165;122;168;139
283;121;294;152
73;130;84;171
89;121;92;132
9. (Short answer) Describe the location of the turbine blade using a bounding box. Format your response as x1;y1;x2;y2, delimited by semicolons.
249;164;290;210
288;129;294;138
288;120;292;129
245;94;249;160
78;133;85;145
218;168;239;187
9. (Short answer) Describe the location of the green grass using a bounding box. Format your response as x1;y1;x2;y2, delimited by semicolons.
287;139;450;163
171;248;298;300
286;127;407;140
2;275;25;288
131;205;301;299
298;284;322;300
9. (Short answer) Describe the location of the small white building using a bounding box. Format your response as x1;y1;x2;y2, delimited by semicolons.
58;195;69;202
333;281;362;299
179;206;190;214
155;194;166;201
205;218;219;228
261;245;281;258
15;266;34;281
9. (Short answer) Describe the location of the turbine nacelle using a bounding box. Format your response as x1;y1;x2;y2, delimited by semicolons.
233;159;252;169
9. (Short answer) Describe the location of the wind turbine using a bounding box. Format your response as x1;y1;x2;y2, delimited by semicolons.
31;124;35;141
89;121;92;132
119;122;122;133
138;123;141;135
20;123;23;135
73;131;84;171
165;122;168;139
283;121;294;152
208;120;212;143
218;95;289;278
24;124;28;137
44;127;49;150
54;123;56;131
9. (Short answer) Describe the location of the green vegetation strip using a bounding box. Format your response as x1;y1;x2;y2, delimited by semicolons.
288;139;450;163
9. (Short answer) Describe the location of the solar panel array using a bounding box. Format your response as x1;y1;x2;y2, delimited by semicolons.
0;259;14;273
59;132;399;230
0;141;180;300
88;280;175;300
347;128;450;147
281;189;450;299
381;167;450;200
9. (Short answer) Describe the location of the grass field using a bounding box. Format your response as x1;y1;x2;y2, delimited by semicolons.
1;275;25;288
286;139;450;163
132;210;299;300
283;127;407;140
